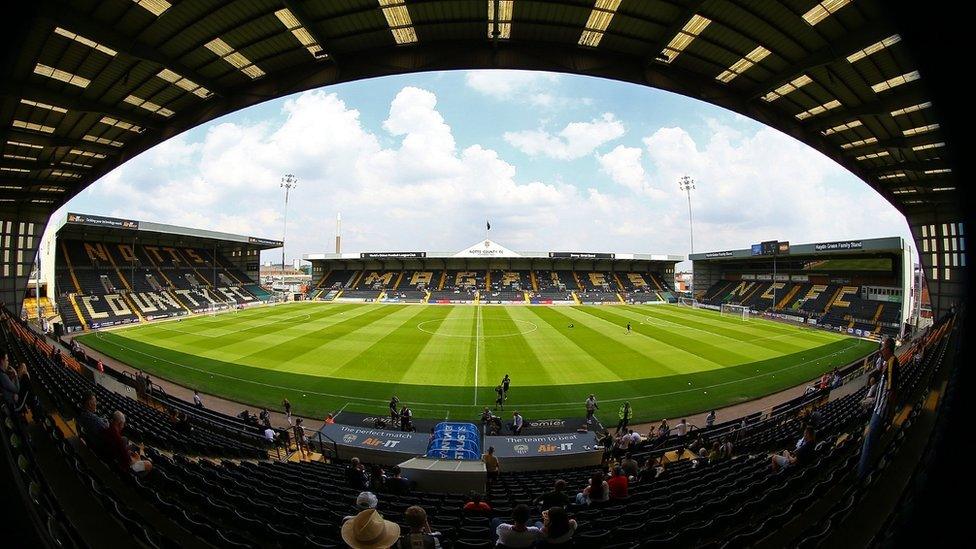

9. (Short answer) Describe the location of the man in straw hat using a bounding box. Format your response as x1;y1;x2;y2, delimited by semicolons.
341;509;400;549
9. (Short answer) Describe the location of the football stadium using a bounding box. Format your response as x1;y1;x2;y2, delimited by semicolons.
0;2;968;549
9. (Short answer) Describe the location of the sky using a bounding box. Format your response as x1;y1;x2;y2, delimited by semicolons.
47;69;914;268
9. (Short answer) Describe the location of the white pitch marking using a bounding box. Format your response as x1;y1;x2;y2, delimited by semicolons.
473;305;481;405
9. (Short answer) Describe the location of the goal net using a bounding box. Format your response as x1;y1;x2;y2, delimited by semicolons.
678;297;699;308
721;303;750;320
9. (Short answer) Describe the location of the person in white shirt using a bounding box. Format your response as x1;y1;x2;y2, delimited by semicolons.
494;504;540;547
584;394;599;423
264;427;276;443
628;429;641;445
512;411;524;435
705;410;716;428
675;418;689;437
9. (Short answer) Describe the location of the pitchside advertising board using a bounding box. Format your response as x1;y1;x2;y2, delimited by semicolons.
319;424;430;455
486;432;600;459
66;213;139;230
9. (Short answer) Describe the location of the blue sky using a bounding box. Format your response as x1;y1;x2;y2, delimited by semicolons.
50;70;913;267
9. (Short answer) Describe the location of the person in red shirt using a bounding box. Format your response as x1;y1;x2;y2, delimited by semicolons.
462;492;492;514
323;413;335;425
102;411;152;476
607;466;629;499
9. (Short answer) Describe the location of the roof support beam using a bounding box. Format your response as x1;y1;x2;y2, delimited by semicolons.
281;0;336;62
0;81;157;129
811;82;927;129
749;22;894;101
36;2;227;97
868;160;951;175
4;129;117;156
646;0;708;63
842;135;944;156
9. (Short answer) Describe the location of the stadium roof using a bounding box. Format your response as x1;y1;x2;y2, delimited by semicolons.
56;211;283;249
690;236;906;261
305;238;684;262
0;0;966;315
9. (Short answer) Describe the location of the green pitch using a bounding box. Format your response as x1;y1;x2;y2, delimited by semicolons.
77;303;875;423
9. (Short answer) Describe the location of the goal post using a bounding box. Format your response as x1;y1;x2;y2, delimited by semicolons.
721;303;750;320
678;297;699;308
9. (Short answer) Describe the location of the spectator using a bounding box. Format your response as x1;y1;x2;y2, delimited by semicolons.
675;418;689;437
627;429;641;445
1;358;19;408
340;509;400;549
259;408;271;426
369;464;386;492
599;430;614;463
494;504;540;547
613;431;631;458
771;426;816;473
537;479;570;509
293;417;310;460
607;466;629;499
103;411;152;476
483;446;500;487
657;419;670;438
620;453;639;479
347;457;369;490
639;456;664;482
192;390;203;408
575;472;609;505
282;397;291;419
707;442;721;463
264;426;276;443
830;368;843;389
387;465;411;495
399;506;442;548
14;362;33;414
705;410;716;428
818;372;831;390
719;438;734;459
537;506;577;545
77;392;108;440
463;492;492;514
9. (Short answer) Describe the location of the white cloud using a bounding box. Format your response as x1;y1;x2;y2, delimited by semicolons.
463;70;590;109
641;120;912;255
504;113;626;160
596;145;666;199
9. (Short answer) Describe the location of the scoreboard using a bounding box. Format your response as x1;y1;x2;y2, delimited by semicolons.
752;240;790;256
